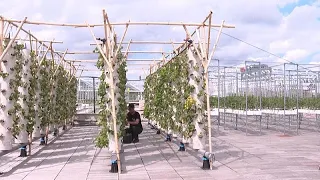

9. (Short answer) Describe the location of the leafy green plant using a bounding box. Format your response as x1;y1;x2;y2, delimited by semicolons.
8;43;24;137
95;51;112;148
143;50;199;138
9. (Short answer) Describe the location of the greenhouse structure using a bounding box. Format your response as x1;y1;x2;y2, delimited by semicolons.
0;8;320;180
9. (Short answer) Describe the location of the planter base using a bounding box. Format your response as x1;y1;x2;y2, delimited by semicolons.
178;142;185;151
109;160;118;173
19;146;27;157
201;156;210;170
53;128;59;136
165;134;171;142
40;137;45;145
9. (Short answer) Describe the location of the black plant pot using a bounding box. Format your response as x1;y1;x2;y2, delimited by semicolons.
109;160;118;173
165;134;171;142
178;142;185;151
40;136;45;145
19;145;27;157
202;156;210;170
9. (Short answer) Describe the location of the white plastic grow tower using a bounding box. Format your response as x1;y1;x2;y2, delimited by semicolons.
33;56;41;138
187;48;206;150
107;62;122;153
0;44;15;150
15;49;31;144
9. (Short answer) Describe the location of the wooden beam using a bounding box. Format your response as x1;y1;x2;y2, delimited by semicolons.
102;9;110;60
208;20;225;67
196;28;205;58
52;49;68;77
115;23;129;57
4;18;236;28
0;17;27;62
161;11;214;66
87;23;112;71
182;24;202;59
4;21;10;37
39;50;172;54
16;38;63;43
39;46;50;65
50;42;55;67
103;9;113;32
124;39;132;58
28;30;32;51
205;12;213;170
206;13;213;60
89;41;201;45
0;17;4;72
7;20;74;69
65;58;162;63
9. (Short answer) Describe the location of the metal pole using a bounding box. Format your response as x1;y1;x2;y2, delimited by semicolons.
93;77;96;113
217;60;220;128
296;64;299;134
283;64;286;135
259;62;262;135
236;72;239;96
245;61;248;135
223;67;226;130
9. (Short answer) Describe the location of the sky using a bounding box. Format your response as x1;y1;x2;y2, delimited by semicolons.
1;0;320;90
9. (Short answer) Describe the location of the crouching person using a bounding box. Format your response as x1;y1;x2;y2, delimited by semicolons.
126;103;143;143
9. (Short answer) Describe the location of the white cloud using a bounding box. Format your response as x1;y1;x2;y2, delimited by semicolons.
283;49;309;62
1;0;320;81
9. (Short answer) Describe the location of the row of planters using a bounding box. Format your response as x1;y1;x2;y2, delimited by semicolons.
0;41;77;150
210;95;320;110
94;46;127;151
143;47;208;150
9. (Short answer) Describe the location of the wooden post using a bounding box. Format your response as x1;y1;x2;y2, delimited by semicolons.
28;30;32;51
87;20;121;173
39;46;50;65
0;17;4;72
35;39;38;56
124;39;132;59
115;23;129;56
28;134;32;155
208;20;225;64
52;49;68;77
182;25;202;59
205;19;225;171
206;13;213;170
102;9;122;174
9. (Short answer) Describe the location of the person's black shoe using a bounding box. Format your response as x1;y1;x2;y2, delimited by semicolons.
132;139;139;143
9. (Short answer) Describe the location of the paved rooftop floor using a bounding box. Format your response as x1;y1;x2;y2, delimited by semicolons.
0;122;320;180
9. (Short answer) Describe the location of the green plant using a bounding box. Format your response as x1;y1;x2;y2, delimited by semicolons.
143;50;197;138
95;51;112;148
39;58;51;129
115;48;127;138
9;43;24;137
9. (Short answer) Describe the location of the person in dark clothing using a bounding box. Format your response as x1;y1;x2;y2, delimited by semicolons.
126;103;143;143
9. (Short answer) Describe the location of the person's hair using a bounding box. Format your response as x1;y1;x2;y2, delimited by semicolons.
128;103;135;109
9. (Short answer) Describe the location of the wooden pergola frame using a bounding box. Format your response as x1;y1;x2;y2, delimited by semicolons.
0;9;235;172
